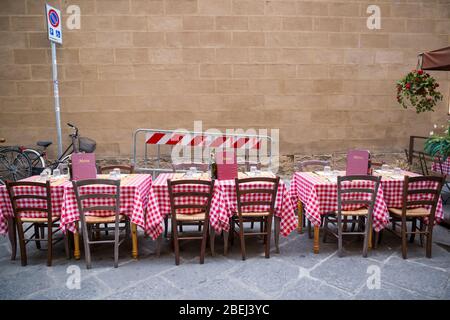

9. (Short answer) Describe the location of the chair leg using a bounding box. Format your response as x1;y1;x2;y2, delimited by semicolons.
251;221;254;229
81;223;92;269
238;218;246;261
362;218;370;258
308;219;312;239
64;232;71;259
426;220;434;258
265;216;273;259
8;217;17;261
200;221;209;264
172;219;180;265
409;218;416;243
156;234;161;257
16;221;27;266
114;221;120;268
401;218;408;259
209;225;215;257
223;231;229;256
164;216;168;238
322;216;328;243
34;224;41;250
47;223;53;267
374;231;380;249
337;217;343;257
230;219;235;246
274;216;280;254
419;219;424;247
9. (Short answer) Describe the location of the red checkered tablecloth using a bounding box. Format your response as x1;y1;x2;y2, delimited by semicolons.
289;171;444;232
0;176;67;235
431;157;450;175
152;173;297;236
0;175;164;240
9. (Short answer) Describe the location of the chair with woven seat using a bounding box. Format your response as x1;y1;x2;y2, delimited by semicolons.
167;179;214;265
385;175;444;259
172;162;208;172
296;160;331;237
322;175;381;257
98;165;134;174
6;181;69;266
231;176;279;260
72;179;130;269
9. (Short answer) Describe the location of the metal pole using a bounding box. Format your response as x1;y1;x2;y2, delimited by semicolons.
51;41;63;158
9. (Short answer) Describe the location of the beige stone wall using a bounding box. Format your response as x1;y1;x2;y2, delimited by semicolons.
0;0;449;160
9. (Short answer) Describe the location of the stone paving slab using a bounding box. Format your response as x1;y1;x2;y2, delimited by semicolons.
0;220;449;300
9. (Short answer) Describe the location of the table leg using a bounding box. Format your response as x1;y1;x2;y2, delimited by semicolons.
297;201;303;234
131;223;138;259
368;228;373;250
274;216;280;254
223;231;229;256
314;225;320;254
7;217;16;261
72;221;81;260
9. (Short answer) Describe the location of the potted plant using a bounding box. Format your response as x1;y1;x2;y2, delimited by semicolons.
396;69;443;113
424;121;450;161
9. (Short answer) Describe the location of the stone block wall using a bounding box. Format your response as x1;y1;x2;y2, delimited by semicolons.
0;0;449;161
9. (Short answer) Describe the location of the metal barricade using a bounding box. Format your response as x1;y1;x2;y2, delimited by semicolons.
132;128;273;177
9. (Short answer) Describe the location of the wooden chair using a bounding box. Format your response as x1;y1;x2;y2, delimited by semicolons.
6;181;69;266
167;179;214;265
385;175;444;259
296;160;331;237
231;176;279;260
72;179;130;269
98;165;134;174
322;175;381;257
238;160;261;172
172;162;208;172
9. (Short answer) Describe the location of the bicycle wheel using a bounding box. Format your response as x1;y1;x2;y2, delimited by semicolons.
0;148;32;181
23;149;46;175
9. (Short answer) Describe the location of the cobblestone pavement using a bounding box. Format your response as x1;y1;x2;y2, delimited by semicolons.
1;211;449;300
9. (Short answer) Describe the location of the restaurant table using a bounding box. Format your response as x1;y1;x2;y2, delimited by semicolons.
289;170;444;254
152;172;297;254
431;157;450;174
0;174;160;260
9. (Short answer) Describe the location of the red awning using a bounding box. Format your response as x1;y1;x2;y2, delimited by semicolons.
420;46;450;71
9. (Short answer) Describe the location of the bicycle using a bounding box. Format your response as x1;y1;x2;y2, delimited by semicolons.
23;123;97;174
0;138;32;183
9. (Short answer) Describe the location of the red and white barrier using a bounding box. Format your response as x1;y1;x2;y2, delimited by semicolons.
145;132;261;150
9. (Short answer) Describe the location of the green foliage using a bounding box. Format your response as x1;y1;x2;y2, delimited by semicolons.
424;121;450;160
396;69;443;113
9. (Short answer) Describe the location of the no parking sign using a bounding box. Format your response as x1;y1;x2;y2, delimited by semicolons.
46;4;62;44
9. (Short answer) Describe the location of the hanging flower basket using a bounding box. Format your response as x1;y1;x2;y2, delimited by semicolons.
396;69;443;113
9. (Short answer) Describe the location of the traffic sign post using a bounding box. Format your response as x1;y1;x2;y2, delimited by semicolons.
46;4;63;158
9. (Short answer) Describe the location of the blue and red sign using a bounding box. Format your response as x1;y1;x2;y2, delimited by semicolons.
46;4;62;44
48;9;59;27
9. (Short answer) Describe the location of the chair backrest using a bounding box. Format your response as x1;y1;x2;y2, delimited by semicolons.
237;160;262;172
400;175;444;219
6;181;52;223
369;160;385;169
72;179;121;223
297;160;330;172
99;165;134;174
172;162;209;172
167;179;214;221
337;175;381;216
235;177;280;217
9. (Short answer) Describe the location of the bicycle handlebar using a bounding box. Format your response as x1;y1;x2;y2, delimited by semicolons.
67;123;79;136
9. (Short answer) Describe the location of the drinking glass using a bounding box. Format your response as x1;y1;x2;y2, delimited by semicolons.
52;168;61;178
323;166;331;174
381;164;390;172
114;168;121;178
393;167;402;175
